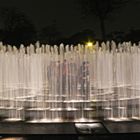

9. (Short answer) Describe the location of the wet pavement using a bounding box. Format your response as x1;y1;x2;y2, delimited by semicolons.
0;121;140;134
0;121;140;140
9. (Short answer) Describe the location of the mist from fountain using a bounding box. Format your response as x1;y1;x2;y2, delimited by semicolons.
0;41;140;122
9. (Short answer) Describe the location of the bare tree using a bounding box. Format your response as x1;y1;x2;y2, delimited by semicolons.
77;0;129;39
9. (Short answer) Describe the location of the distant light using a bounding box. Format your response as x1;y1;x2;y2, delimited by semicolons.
86;42;93;47
85;41;95;51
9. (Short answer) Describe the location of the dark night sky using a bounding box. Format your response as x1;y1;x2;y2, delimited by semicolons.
0;0;140;38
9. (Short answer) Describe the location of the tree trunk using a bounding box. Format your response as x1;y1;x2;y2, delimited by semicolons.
99;17;106;40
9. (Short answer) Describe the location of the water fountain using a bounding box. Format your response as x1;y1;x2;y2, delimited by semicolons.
1;41;140;123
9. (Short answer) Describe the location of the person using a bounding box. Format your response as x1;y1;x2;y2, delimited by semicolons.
79;61;90;100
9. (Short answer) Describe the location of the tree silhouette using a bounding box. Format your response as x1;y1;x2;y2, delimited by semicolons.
69;29;95;44
107;31;125;42
77;0;129;40
0;7;36;46
39;21;62;45
124;29;140;43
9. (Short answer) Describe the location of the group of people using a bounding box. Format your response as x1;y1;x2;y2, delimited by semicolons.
47;59;90;101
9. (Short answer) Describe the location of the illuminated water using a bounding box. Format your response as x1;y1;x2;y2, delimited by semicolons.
0;41;140;122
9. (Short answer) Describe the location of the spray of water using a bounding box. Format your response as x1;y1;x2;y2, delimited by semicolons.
0;41;140;122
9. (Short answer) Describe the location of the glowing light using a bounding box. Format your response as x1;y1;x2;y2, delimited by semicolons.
86;42;93;47
85;41;95;51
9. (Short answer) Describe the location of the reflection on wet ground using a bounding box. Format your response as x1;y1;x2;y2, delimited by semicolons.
1;135;140;140
0;121;140;140
0;138;24;140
